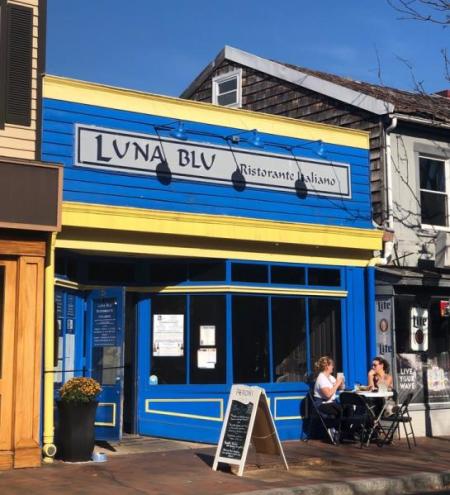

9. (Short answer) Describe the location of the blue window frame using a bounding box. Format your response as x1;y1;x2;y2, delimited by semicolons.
147;292;343;387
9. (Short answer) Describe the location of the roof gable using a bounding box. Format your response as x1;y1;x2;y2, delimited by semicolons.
182;46;450;124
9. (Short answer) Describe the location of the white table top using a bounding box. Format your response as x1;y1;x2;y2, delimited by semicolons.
355;390;393;398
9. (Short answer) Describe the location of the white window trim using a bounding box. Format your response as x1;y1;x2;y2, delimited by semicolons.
212;69;242;108
419;154;450;231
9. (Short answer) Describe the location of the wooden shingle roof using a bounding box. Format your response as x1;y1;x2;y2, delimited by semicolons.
282;62;450;124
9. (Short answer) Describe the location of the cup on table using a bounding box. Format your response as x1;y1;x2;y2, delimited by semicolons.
354;382;360;391
378;382;387;392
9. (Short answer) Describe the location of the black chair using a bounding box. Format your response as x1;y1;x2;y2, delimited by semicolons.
303;391;340;445
378;392;416;449
338;392;373;448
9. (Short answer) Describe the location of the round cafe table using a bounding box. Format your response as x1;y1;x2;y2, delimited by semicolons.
354;390;394;445
355;390;393;399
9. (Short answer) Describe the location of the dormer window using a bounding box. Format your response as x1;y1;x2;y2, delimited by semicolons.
212;69;242;108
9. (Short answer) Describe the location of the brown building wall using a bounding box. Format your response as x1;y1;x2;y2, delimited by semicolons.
187;60;386;225
0;235;45;469
0;0;57;470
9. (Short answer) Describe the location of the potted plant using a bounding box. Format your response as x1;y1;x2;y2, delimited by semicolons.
56;377;102;462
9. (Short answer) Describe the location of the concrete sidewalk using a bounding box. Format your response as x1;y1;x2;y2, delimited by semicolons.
0;436;449;495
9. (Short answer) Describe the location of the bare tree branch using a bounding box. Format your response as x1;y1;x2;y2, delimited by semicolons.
387;0;450;26
442;48;450;82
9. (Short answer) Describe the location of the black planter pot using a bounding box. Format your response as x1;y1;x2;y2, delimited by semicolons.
56;400;98;462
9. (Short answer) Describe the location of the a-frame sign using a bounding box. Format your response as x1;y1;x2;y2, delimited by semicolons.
213;384;288;477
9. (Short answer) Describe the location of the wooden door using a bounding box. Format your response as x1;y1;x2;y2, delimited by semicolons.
0;259;17;469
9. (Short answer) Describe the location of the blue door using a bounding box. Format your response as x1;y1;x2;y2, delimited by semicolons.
86;288;125;441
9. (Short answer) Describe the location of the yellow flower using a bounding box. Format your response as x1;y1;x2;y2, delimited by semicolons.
59;377;102;403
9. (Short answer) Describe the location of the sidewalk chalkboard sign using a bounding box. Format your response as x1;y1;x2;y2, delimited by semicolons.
213;385;288;477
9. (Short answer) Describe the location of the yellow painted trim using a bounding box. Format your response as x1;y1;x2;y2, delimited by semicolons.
133;285;348;297
145;398;224;422
43;233;56;455
61;202;382;252
274;395;306;421
54;279;347;297
54;277;80;290
368;257;383;266
55;237;373;267
95;402;117;427
44;75;369;149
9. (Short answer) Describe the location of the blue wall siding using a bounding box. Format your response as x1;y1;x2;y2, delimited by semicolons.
43;98;373;228
344;267;369;385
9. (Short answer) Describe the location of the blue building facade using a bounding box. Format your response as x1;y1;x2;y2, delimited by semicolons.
42;75;381;444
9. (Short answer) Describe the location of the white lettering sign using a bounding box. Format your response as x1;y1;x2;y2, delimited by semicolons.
75;125;351;198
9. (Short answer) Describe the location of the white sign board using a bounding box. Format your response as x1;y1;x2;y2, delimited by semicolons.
213;384;288;477
200;325;216;346
152;314;184;356
410;307;429;352
197;348;217;369
75;125;351;199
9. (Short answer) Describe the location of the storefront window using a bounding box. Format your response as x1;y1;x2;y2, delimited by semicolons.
309;298;342;371
308;268;341;287
272;297;307;382
232;295;269;383
427;301;450;402
146;263;345;386
150;295;186;384
231;264;268;283
150;263;188;285
395;295;450;403
188;262;226;282
190;295;226;384
271;265;305;285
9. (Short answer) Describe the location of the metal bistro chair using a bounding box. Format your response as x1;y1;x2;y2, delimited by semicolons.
378;392;416;449
303;391;340;445
338;392;373;448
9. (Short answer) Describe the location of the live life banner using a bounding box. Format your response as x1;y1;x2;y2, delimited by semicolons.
75;124;351;199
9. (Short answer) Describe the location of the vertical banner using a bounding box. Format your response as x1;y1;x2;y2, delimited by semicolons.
375;297;393;373
410;307;429;352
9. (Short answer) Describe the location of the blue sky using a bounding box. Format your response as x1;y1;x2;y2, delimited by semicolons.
46;0;449;97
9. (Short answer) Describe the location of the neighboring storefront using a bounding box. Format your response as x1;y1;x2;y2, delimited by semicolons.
42;75;382;447
376;268;450;436
0;0;62;470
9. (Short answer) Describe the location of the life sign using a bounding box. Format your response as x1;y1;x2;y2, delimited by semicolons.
75;124;351;198
410;307;429;352
213;384;288;477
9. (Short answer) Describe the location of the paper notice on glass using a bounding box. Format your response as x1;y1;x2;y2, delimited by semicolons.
153;314;184;356
55;336;63;383
198;348;217;369
64;333;75;380
200;325;216;346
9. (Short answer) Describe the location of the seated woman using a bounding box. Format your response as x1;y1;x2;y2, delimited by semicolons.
368;356;394;418
368;356;393;391
313;356;344;418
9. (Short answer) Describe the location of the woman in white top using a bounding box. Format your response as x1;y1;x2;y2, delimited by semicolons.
313;356;344;418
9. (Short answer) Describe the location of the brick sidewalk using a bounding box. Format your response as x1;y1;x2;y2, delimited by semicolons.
0;437;449;494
